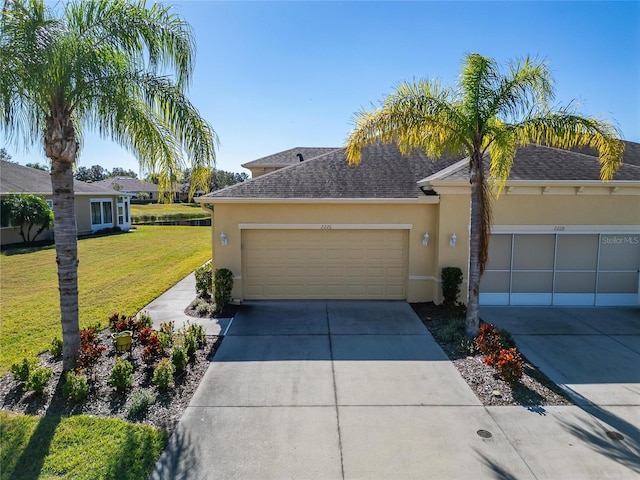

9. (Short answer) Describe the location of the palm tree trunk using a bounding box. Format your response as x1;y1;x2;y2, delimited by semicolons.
46;113;80;370
466;150;483;337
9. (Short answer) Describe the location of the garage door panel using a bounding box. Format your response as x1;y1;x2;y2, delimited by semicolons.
243;229;407;299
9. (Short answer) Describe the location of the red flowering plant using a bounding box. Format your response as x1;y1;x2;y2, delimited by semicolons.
474;323;503;364
496;348;524;384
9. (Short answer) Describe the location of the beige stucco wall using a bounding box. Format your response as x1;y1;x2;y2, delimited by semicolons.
434;188;640;303
209;201;440;302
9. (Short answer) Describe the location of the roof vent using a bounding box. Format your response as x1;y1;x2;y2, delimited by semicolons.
296;153;304;162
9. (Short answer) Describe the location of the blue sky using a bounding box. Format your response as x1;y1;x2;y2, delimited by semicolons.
6;0;640;175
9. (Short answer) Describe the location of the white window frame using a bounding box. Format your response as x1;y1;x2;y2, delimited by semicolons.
90;198;114;231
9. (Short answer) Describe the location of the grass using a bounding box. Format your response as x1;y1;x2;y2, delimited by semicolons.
0;225;211;373
0;411;168;480
130;203;211;223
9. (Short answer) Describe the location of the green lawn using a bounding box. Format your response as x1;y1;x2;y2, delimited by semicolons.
0;411;168;480
0;225;211;373
130;203;211;223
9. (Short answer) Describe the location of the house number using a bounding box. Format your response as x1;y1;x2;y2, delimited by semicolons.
320;224;332;230
553;226;565;231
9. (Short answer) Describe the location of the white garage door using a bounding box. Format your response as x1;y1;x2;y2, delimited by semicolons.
481;233;640;306
243;229;408;299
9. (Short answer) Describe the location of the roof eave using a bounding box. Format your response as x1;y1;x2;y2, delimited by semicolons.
196;196;440;205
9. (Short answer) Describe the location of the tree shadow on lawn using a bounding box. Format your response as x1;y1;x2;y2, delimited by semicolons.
7;376;64;480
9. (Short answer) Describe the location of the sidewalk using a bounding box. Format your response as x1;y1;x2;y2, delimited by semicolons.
143;273;232;335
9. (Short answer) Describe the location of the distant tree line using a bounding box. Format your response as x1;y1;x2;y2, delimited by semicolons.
75;165;138;182
146;168;248;193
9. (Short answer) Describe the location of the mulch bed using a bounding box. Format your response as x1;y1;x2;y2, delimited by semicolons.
0;330;223;433
411;303;573;407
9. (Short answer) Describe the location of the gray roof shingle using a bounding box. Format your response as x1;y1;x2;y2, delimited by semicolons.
241;147;339;168
208;144;461;199
93;177;159;192
205;141;640;200
429;144;640;182
1;161;120;195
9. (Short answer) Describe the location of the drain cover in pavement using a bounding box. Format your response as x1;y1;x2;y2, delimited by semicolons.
606;431;624;441
477;429;492;438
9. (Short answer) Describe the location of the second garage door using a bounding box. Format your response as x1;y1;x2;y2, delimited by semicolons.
242;229;408;299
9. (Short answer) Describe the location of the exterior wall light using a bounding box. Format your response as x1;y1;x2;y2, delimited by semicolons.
449;233;457;247
219;232;228;246
422;232;430;246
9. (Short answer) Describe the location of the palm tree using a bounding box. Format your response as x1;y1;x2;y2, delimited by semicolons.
1;0;216;369
345;53;623;336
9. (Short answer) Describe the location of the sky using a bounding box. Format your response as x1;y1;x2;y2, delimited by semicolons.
4;0;640;176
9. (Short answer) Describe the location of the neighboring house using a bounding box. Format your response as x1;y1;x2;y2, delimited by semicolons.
197;142;640;306
1;161;131;246
242;147;339;178
93;176;180;202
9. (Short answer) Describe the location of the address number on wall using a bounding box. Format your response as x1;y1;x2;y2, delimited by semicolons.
553;226;566;231
320;224;332;230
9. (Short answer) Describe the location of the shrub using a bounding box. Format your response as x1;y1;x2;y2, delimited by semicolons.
29;367;53;393
50;337;63;357
214;268;234;313
437;318;466;343
441;267;463;306
474;323;503;360
158;321;175;350
194;299;214;316
137;327;156;346
109;358;134;392
187;323;207;348
109;313;142;334
63;371;89;402
153;358;175;391
496;348;524;384
137;310;153;328
171;346;188;372
498;328;516;349
11;358;35;384
195;262;212;299
141;336;163;365
456;336;477;355
127;389;156;417
77;328;107;371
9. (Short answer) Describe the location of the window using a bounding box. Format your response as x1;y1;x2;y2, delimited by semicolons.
90;199;114;228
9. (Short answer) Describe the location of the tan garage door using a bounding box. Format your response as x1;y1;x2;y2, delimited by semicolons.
243;229;408;299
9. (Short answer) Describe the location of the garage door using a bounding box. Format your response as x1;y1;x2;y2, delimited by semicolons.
243;229;408;299
480;233;640;306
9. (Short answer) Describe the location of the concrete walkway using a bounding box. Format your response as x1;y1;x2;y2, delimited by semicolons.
143;273;232;335
150;300;640;480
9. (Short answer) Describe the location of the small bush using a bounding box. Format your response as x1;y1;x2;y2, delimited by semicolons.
109;313;143;334
187;324;207;348
496;348;524;384
29;367;53;394
127;389;156;417
109;358;134;392
141;337;163;365
195;299;214;316
214;268;234;314
63;371;89;402
50;337;63;358
137;327;156;346
456;336;477;355
437;318;466;343
11;358;35;384
171;346;188;372
498;328;516;349
158;321;175;350
77;328;107;371
137;311;153;328
441;267;463;307
474;323;503;360
153;358;175;391
195;262;212;299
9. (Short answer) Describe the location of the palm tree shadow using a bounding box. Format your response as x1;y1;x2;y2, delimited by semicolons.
7;376;64;480
558;387;640;474
148;426;205;480
474;449;522;480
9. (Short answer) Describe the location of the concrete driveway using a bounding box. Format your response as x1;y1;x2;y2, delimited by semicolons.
152;301;640;480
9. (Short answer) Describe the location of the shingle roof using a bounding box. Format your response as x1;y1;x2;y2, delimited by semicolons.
93;177;159;192
0;161;120;195
208;144;461;199
241;147;340;168
425;143;640;183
